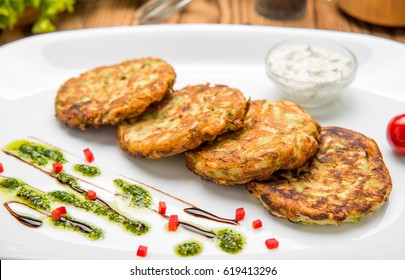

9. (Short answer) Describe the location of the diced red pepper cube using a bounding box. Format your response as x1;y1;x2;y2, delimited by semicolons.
235;207;245;221
86;190;97;200
265;238;279;250
252;219;263;229
51;206;67;221
0;163;4;173
168;215;179;231
83;148;94;163
136;245;148;257
59;206;67;215
52;162;63;173
158;201;167;215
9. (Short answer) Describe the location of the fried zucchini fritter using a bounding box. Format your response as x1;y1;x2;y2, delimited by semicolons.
185;100;320;186
246;126;392;225
116;84;248;159
55;57;176;129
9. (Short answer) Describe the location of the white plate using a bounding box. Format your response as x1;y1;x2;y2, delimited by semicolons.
0;25;404;260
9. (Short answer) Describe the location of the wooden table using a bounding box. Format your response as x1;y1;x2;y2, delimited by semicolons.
1;0;405;46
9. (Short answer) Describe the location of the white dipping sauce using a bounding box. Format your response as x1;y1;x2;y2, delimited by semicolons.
267;44;354;84
266;42;357;107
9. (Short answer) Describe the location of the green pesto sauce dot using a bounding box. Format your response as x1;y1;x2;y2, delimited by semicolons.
73;164;101;177
175;240;203;257
216;229;245;254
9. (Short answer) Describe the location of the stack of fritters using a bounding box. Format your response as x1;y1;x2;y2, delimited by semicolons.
55;58;249;158
55;57;392;226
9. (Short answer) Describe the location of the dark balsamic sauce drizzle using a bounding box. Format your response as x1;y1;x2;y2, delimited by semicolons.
184;207;238;225
67;184;85;194
4;201;44;228
4;201;95;234
156;211;217;239
94;197;111;209
179;221;217;239
59;216;93;234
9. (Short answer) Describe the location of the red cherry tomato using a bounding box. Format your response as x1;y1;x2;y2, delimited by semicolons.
387;114;405;155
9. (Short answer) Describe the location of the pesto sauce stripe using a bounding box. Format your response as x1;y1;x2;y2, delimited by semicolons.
17;187;51;211
4;140;68;166
48;190;149;235
113;178;153;208
53;215;104;240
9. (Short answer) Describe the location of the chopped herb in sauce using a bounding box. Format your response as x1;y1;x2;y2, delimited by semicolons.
49;190;92;210
17;186;51;211
113;178;152;208
0;177;24;190
73;164;101;177
175;240;203;257
216;229;245;254
4;140;67;166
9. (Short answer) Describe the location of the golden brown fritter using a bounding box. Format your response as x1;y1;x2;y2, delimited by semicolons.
116;84;248;159
247;126;393;225
55;57;176;130
185;100;320;186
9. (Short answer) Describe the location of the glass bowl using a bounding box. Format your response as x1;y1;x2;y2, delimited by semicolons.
265;38;358;108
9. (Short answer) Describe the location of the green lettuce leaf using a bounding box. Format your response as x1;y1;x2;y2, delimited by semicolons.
0;0;76;33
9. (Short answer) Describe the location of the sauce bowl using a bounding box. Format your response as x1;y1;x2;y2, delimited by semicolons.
265;38;358;108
